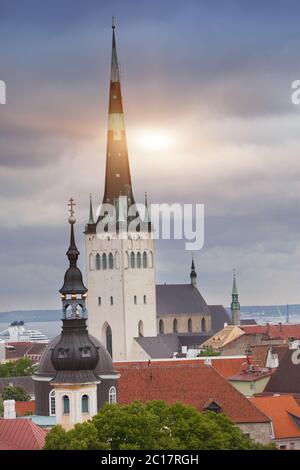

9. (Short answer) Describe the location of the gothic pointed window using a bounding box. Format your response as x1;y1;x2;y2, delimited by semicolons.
143;251;147;268
96;253;101;270
63;395;70;415
98;296;101;306
134;295;137;305
82;394;89;413
159;319;164;334
106;324;113;357
109;386;117;404
202;317;206;332
143;295;147;304
110;296;113;306
188;318;193;333
130;252;135;268
109;252;114;269
137;252;141;268
102;253;107;270
173;318;178;333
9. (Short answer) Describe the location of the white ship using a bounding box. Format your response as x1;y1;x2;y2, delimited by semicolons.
0;321;49;343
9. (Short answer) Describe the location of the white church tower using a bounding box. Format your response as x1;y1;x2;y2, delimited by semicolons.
85;21;157;361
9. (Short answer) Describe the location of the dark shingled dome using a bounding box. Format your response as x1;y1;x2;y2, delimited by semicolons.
35;333;116;379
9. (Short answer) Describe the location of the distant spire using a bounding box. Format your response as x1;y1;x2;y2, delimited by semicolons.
231;269;240;325
88;194;95;224
190;256;197;287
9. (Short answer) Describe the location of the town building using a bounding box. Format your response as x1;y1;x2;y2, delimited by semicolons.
0;418;46;450
34;204;119;428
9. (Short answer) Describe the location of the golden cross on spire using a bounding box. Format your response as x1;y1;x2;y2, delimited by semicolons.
68;198;76;217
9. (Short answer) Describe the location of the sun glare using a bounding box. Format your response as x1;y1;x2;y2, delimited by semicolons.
136;129;173;152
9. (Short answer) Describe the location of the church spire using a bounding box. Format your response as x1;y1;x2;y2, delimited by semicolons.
231;270;240;325
190;257;197;287
102;19;135;206
88;194;95;224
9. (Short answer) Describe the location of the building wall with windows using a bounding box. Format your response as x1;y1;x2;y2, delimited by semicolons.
157;314;211;335
86;233;157;361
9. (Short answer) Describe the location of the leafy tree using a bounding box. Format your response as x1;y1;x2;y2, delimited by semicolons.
44;400;274;450
0;358;36;378
198;346;221;357
1;385;31;402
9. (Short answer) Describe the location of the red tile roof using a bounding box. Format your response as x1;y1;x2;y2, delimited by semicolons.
5;342;33;360
115;359;270;424
0;419;46;450
250;395;300;439
15;401;36;417
241;324;300;341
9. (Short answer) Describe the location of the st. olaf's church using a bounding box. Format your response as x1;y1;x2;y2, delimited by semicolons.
34;22;241;427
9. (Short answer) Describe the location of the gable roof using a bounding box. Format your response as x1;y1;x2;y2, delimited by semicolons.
115;359;270;424
240;324;300;341
202;325;245;350
264;348;300;393
0;419;46;450
208;305;231;332
250;395;300;439
156;284;211;317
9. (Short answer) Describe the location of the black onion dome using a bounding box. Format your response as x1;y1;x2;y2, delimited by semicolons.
36;331;116;378
51;319;98;372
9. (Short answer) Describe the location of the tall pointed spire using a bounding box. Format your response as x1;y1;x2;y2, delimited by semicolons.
231;270;240;325
88;194;95;224
102;19;135;207
190;257;197;287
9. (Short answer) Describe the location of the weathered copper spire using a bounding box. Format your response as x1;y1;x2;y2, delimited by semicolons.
102;19;135;206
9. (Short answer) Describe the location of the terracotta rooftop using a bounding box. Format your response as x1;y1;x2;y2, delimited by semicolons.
115;359;270;424
250;395;300;439
241;324;300;341
5;342;33;360
0;419;46;450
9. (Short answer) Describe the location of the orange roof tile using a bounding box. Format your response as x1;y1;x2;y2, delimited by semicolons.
115;360;270;424
250;395;300;439
241;324;300;341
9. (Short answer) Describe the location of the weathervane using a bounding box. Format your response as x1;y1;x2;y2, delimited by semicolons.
68;198;76;224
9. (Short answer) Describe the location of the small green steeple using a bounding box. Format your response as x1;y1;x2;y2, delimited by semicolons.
231;270;240;311
88;194;95;224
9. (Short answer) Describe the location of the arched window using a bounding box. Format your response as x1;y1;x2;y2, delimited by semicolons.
110;296;113;306
106;324;113;357
143;251;147;268
102;253;107;270
89;253;94;271
82;394;89;413
109;386;117;404
63;395;70;415
130;252;135;268
173;318;178;333
159;319;164;334
149;251;153;268
96;253;101;270
202;317;206;332
138;320;144;337
188;318;193;333
49;390;55;416
136;252;141;268
109;252;114;269
98;296;101;306
143;295;147;304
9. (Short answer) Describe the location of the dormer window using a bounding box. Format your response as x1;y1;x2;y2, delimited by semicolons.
57;348;68;359
80;347;91;358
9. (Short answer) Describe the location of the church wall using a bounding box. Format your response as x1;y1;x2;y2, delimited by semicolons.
157;314;211;334
86;233;157;361
96;378;118;409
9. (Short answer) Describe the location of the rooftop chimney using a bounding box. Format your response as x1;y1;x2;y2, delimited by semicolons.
3;400;16;419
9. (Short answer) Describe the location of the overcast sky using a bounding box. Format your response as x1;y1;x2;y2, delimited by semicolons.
1;0;300;310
